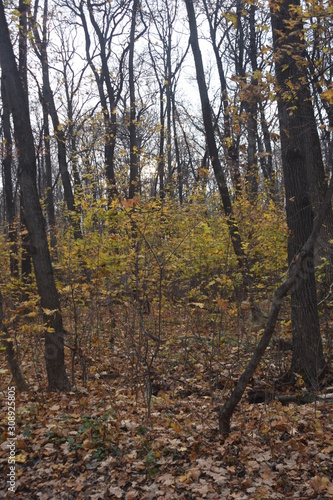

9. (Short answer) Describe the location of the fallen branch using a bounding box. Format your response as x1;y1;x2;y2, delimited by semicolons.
218;171;333;435
248;390;330;405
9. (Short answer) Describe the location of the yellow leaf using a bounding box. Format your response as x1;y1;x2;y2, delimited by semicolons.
16;453;27;464
42;308;59;316
321;88;333;104
189;302;205;309
171;421;181;433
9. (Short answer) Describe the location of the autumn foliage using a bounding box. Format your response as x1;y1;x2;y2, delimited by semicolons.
1;193;333;498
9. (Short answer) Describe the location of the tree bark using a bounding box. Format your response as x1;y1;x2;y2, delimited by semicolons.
0;0;70;391
270;0;326;386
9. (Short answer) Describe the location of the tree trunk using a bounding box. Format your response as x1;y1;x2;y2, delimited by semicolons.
172;91;183;204
1;78;18;277
128;0;140;199
30;0;79;236
43;103;57;250
184;0;246;273
19;0;32;280
270;0;326;386
0;0;70;392
202;0;241;195
245;4;259;199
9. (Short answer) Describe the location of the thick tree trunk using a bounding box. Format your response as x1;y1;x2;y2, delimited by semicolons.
270;0;326;386
0;0;70;391
271;0;333;261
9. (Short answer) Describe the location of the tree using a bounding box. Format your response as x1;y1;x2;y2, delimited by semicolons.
184;0;246;276
30;0;80;238
0;0;70;391
128;0;146;199
202;0;241;195
270;0;326;386
1;78;18;276
146;0;189;200
63;0;131;201
219;169;333;434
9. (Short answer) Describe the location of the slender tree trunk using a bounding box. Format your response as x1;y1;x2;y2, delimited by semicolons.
245;4;259;199
30;0;80;238
202;0;241;195
79;1;118;202
1;78;18;277
43;103;57;250
258;100;275;198
171;92;183;204
184;0;246;273
128;0;140;199
19;0;32;280
0;0;70;391
158;87;165;200
166;26;172;186
270;0;326;385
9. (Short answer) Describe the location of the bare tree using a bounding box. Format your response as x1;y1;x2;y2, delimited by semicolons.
0;0;70;391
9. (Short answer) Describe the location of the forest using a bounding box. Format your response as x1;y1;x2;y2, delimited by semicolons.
0;0;333;498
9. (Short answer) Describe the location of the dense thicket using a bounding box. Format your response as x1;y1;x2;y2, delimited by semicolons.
0;0;332;425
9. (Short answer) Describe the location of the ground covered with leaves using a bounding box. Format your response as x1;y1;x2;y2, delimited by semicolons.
1;309;333;500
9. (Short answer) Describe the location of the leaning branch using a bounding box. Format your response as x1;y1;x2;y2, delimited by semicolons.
218;171;333;435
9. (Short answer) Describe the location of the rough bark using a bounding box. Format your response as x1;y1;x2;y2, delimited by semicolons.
0;0;70;392
271;0;326;385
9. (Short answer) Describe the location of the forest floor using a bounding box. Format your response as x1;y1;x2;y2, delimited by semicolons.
1;306;333;499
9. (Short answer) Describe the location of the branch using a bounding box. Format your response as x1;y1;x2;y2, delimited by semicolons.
218;169;333;435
